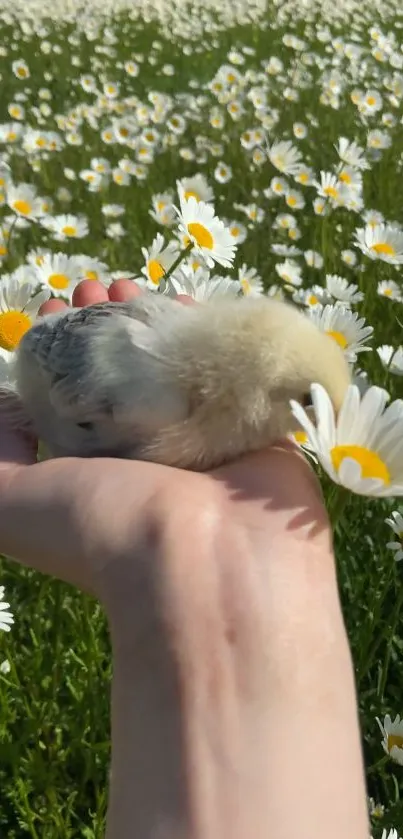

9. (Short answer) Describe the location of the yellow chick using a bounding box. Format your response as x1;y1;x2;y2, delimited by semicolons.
4;293;351;471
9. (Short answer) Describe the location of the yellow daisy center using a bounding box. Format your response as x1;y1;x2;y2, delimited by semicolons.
62;225;77;236
184;190;200;201
187;222;213;250
148;259;165;285
308;295;319;305
367;96;376;106
0;245;7;257
293;430;308;444
371;242;396;257
0;310;32;351
48;273;70;290
339;171;352;184
326;329;348;349
287;196;297;206
17;67;27;77
323;186;339;199
230;226;240;237
298;173;309;183
85;271;98;281
241;278;250;293
12;199;32;215
383;288;392;296
330;445;390;484
387;733;403;751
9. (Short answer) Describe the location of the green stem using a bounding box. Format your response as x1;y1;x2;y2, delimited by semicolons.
163;242;193;282
328;484;350;532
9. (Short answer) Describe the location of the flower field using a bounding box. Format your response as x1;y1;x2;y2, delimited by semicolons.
0;0;403;835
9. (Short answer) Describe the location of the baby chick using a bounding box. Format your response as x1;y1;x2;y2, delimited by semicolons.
4;294;351;471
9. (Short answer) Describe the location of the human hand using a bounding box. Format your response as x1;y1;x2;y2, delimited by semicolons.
0;279;369;839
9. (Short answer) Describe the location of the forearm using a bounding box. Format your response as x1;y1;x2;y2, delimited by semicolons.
102;505;369;839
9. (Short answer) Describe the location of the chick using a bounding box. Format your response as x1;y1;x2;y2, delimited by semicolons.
4;294;351;471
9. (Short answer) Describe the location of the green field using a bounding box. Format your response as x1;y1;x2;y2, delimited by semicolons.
0;0;403;835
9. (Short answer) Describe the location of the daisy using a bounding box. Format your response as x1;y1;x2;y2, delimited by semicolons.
325;274;364;305
175;186;236;269
304;250;324;269
385;510;403;562
335;137;370;170
0;586;14;632
285;189;305;210
0;346;18;387
377;714;403;763
270;176;289;195
367;130;392;149
237;264;263;296
149;193;176;227
292;286;331;308
33;253;82;297
177;174;214;204
7;183;44;220
354;224;403;264
341;249;357;267
377;280;402;301
141;233;179;289
274;259;303;287
377;345;403;375
291;384;403;497
0;276;49;352
226;220;247;244
12;59;30;80
42;214;89;241
360;89;383;115
267;139;303;175
75;257;111;285
308;305;373;361
337;166;363;192
167;265;240;301
293;165;315;186
314;171;346;204
102;204;125;218
379;831;401;839
271;244;302;257
106;223;126;240
214;162;232;184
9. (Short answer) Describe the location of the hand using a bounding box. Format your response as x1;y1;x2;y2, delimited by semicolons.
0;279;369;839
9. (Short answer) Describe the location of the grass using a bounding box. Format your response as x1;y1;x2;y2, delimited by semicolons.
0;3;403;835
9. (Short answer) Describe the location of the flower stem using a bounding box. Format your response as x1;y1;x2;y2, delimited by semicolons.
163;242;193;282
328;484;350;532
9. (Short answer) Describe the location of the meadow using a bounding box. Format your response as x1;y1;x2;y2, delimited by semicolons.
0;0;403;835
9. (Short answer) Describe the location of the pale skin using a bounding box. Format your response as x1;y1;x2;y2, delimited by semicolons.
0;279;369;839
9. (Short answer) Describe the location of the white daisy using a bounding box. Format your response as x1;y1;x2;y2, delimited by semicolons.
274;258;303;287
7;182;44;219
226;220;247;244
385;511;403;562
75;257;111;285
214;162;232;183
177;174;214;203
0;586;14;632
354;224;403;265
237;264;263;296
308;304;373;362
175;186;236;269
267;139;303;175
341;249;357;267
377;345;403;375
314;171;346;205
141;233;179;290
42;214;89;241
167;265;240;301
377;280;403;301
33;253;82;298
325;274;364;305
291;383;403;497
304;249;324;269
335;137;370;170
292;286;331;309
377;714;403;764
149;192;176;227
0;276;49;352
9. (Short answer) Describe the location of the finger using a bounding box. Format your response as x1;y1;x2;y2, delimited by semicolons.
72;280;110;307
0;418;37;469
175;294;195;306
39;299;69;316
108;279;143;302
